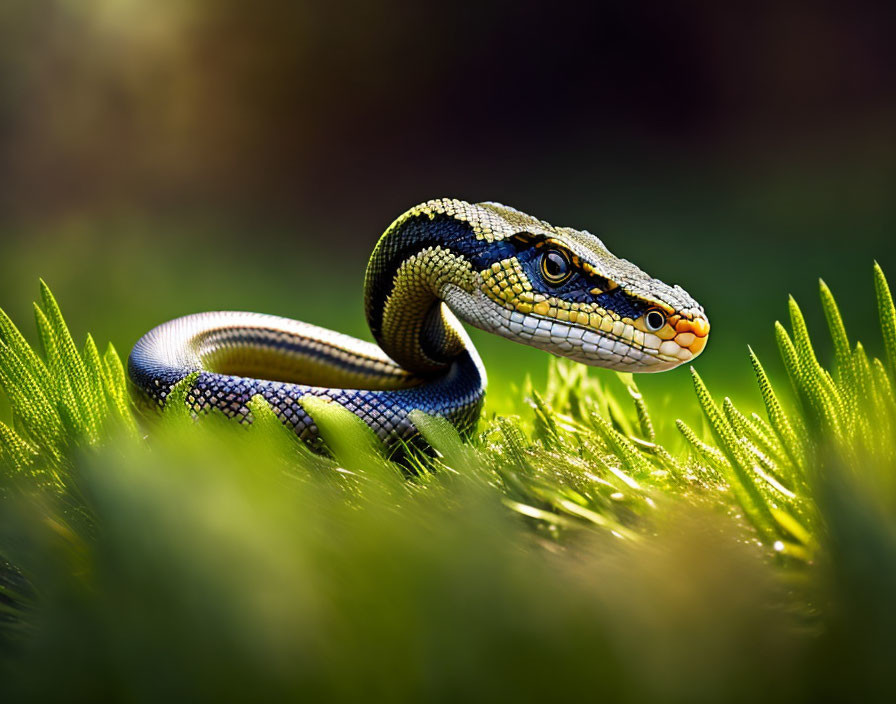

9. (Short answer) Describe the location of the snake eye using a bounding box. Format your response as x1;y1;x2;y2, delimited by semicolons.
644;309;666;332
540;249;572;285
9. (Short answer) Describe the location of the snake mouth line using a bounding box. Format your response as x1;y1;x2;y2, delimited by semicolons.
516;310;708;368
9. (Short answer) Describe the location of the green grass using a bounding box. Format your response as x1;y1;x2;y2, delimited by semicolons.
0;266;895;702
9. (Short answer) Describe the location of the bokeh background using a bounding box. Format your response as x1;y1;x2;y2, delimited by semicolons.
1;0;894;419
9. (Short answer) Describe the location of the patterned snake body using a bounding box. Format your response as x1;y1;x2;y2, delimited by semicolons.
129;199;709;447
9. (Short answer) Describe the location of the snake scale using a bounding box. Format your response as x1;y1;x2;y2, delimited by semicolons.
129;199;709;448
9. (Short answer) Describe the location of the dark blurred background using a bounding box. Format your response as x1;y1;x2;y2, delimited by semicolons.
1;0;894;418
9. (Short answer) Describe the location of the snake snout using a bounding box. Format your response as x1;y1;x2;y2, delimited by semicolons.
646;308;710;366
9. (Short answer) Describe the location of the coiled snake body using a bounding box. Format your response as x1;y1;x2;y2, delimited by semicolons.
129;200;709;447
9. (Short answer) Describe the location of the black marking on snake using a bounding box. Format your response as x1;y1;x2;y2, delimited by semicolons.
365;214;483;342
198;327;400;380
594;287;651;320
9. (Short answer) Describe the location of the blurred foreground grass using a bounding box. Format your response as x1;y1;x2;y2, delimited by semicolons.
0;266;895;702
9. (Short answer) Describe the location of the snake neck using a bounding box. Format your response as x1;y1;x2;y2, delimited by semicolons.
364;212;480;375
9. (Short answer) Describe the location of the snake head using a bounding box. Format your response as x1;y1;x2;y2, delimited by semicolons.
444;201;710;372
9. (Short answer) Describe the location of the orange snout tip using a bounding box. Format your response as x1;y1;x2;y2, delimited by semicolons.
689;334;708;355
691;317;710;338
675;316;709;356
676;316;709;337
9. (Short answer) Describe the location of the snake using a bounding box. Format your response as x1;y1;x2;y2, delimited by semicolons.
128;199;710;448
